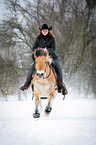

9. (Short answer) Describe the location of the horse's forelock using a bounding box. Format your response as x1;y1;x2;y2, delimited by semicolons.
36;54;52;64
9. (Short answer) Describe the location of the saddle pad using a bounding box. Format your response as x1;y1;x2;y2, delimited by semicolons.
34;80;53;96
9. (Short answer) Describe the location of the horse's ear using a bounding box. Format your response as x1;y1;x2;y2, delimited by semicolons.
45;50;48;55
33;50;37;59
46;55;53;64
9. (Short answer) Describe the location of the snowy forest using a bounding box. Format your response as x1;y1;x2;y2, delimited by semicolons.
0;0;96;99
0;1;96;145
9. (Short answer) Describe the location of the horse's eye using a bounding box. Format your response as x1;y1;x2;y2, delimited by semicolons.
45;62;47;64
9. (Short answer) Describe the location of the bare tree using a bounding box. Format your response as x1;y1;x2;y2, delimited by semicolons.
0;0;96;97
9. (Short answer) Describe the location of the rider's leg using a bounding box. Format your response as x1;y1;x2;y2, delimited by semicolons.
52;59;68;95
20;63;35;91
54;59;63;80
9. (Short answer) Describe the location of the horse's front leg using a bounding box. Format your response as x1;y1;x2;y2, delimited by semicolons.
45;89;55;115
45;101;52;115
33;91;40;118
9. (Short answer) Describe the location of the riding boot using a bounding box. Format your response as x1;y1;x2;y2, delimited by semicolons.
57;76;68;95
20;63;35;91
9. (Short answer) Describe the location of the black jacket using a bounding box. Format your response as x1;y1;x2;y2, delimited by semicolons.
32;33;58;60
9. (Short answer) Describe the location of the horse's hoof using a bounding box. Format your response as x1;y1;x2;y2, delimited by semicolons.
44;113;49;117
45;106;52;115
33;113;40;118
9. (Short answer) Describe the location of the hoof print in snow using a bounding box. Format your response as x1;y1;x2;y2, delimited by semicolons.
33;113;40;118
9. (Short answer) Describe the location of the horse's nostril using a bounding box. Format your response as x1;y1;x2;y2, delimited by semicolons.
36;73;44;76
37;73;39;76
36;70;44;79
37;73;44;78
41;73;44;76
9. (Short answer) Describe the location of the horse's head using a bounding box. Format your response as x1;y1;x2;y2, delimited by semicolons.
34;49;52;79
35;56;47;79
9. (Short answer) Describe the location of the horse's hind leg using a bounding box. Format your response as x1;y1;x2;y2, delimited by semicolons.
33;92;40;118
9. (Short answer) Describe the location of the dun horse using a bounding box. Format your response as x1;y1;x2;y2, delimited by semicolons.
31;49;56;118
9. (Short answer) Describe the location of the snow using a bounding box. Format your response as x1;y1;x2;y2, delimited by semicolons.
0;94;96;145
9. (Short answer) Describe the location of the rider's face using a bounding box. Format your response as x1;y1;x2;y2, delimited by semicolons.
42;29;49;36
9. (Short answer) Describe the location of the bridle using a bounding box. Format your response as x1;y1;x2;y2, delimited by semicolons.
43;62;51;79
33;48;52;79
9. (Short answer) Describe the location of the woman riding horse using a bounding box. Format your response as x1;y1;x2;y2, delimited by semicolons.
20;24;67;95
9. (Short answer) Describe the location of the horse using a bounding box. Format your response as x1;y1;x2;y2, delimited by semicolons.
31;48;57;118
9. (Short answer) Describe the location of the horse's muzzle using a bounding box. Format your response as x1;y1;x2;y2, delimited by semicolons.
36;70;44;79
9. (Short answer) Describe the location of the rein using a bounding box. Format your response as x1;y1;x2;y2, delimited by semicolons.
43;63;51;79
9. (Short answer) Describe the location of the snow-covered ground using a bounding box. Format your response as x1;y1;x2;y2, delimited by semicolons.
0;94;96;145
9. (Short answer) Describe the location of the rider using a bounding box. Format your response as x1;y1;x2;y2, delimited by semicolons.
20;24;68;95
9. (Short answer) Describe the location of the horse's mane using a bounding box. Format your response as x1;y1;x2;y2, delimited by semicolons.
35;49;47;57
46;54;53;64
35;49;53;64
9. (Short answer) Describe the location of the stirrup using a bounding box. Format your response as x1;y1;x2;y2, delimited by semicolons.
62;88;68;95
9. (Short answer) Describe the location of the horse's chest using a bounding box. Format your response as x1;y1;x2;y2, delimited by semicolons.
34;80;53;96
